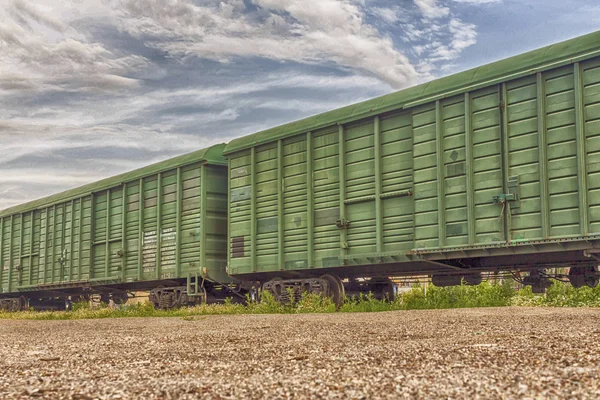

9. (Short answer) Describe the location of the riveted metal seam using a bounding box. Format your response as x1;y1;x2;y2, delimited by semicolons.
374;116;383;253
464;93;475;245
338;125;347;255
176;167;182;278
8;215;14;293
200;165;208;273
537;72;549;238
105;189;111;279
156;173;162;280
250;147;256;273
137;179;144;281
277;140;284;270
121;183;127;283
574;62;589;236
435;100;445;247
500;83;511;241
307;131;314;267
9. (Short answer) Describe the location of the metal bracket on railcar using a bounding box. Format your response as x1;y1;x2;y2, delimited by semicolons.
336;219;350;229
262;278;328;304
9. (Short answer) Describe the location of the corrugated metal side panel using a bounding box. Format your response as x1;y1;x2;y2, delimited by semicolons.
545;66;579;237
583;58;600;233
440;96;468;247
313;127;340;267
255;144;278;270
159;170;178;278
381;112;414;253
345;120;377;255
506;74;541;240
124;183;141;280
10;216;21;292
178;164;202;276
228;151;251;274
0;217;8;291
471;87;504;244
118;162;228;283
203;165;229;282
282;136;308;269
412;103;438;249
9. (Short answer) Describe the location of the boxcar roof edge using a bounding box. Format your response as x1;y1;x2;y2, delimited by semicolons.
223;29;600;155
0;143;227;218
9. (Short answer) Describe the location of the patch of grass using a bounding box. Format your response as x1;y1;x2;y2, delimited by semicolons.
1;280;599;320
400;280;516;310
511;281;600;307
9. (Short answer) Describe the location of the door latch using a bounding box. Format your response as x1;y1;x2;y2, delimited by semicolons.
492;193;516;204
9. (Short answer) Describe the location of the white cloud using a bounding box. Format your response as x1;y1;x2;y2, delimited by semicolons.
453;0;502;3
112;0;420;88
370;6;402;24
0;0;487;209
0;1;150;96
414;0;450;19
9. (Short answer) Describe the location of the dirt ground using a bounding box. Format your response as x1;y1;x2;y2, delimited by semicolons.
0;307;599;399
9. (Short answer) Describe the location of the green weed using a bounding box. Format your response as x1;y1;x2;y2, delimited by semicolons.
1;280;599;320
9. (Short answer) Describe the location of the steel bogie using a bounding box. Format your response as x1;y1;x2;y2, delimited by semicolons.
568;266;599;289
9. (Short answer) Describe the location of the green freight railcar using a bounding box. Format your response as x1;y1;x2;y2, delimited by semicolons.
224;31;600;303
0;144;231;310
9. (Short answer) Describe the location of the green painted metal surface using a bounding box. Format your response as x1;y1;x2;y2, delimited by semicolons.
227;33;600;276
0;144;228;295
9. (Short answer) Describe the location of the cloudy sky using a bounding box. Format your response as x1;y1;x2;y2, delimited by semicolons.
0;0;598;210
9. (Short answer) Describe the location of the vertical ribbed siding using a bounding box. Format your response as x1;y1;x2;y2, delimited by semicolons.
125;182;141;280
506;74;541;240
203;166;229;282
583;58;600;233
312;127;340;266
282;137;308;267
254;144;278;269
229;152;251;274
544;66;580;237
412;103;438;249
470;87;503;243
178;164;202;275
344;120;376;255
380;112;414;252
159;170;178;277
440;95;468;247
141;177;158;280
255;150;279;259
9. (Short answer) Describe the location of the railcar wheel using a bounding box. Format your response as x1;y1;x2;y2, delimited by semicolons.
111;292;129;305
568;267;586;288
19;296;29;311
371;278;395;301
320;273;345;309
584;266;599;288
463;273;482;286
99;294;111;305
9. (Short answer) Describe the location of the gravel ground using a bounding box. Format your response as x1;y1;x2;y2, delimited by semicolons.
0;307;599;399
